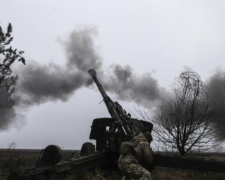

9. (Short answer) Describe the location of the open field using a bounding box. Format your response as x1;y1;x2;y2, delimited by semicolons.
1;149;225;180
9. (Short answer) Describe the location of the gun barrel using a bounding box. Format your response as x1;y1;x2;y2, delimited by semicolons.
88;69;129;135
88;69;109;100
88;69;141;138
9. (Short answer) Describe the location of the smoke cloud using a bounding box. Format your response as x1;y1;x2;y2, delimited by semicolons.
14;63;85;106
1;27;163;130
103;64;163;109
208;70;225;140
14;28;102;108
0;28;102;130
64;28;102;71
0;109;16;130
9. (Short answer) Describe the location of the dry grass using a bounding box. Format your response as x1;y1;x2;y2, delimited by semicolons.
152;167;225;180
0;154;39;172
50;167;225;180
1;149;225;180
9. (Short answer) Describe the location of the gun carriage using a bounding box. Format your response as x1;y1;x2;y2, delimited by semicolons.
7;69;153;179
88;68;153;153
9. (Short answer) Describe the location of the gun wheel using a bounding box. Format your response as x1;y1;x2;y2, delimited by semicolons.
38;145;62;166
80;142;95;156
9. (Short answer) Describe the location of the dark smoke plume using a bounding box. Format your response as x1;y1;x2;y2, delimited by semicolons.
103;65;163;109
208;70;225;140
0;28;101;130
14;28;102;107
14;63;86;106
0;109;16;130
64;28;102;71
1;27;163;130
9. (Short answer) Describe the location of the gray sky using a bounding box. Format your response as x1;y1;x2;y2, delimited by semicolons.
0;0;225;149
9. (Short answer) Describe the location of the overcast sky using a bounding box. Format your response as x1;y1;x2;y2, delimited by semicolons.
0;0;225;149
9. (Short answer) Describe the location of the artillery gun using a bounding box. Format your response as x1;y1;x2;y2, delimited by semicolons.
7;69;153;179
88;68;153;153
7;69;225;179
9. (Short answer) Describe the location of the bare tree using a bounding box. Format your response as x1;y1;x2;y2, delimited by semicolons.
153;71;216;156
